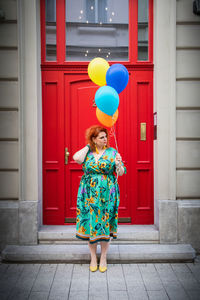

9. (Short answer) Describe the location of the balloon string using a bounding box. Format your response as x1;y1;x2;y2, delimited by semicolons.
112;117;120;180
112;123;119;153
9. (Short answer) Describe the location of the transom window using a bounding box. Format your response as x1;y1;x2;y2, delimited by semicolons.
43;0;152;63
138;0;149;60
45;0;57;61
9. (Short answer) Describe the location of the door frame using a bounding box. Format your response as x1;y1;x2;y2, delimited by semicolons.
40;0;153;67
18;0;177;242
40;0;155;225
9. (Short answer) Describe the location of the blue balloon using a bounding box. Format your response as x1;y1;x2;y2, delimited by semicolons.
95;86;119;116
106;64;129;94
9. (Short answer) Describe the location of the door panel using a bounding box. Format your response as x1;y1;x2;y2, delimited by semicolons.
112;79;132;222
42;71;65;224
64;75;99;222
133;71;154;224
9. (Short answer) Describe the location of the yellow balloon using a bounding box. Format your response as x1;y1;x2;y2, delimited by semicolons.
88;58;110;86
96;107;119;127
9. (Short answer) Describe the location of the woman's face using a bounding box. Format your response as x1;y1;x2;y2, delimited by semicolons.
93;131;107;149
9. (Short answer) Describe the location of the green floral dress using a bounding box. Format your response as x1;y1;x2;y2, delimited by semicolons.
76;147;126;244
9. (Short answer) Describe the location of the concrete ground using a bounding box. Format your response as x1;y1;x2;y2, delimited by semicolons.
0;256;200;300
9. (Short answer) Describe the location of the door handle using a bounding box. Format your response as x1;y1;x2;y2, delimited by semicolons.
65;147;70;164
92;99;97;107
140;123;146;141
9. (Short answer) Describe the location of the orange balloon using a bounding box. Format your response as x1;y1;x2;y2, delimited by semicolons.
96;107;119;127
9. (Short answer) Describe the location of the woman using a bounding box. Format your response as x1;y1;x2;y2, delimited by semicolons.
73;125;126;272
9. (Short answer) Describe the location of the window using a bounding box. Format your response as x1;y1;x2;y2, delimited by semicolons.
138;0;149;61
45;0;57;61
42;0;152;64
65;0;129;61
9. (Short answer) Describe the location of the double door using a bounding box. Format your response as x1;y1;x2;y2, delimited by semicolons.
42;69;154;224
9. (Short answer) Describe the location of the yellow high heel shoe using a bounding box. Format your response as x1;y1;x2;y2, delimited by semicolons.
90;265;98;272
99;265;107;273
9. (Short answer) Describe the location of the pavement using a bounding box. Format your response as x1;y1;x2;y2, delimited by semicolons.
0;256;200;300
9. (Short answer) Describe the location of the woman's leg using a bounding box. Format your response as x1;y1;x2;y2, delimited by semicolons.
88;241;98;267
100;241;110;266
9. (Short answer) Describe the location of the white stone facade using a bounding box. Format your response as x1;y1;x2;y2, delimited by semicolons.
0;0;199;253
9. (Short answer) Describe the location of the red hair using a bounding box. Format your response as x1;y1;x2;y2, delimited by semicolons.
85;125;110;152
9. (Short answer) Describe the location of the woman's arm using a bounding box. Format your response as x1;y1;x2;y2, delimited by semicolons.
73;145;90;164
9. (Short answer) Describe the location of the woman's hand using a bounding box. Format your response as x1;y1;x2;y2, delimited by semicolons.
115;153;122;166
115;153;125;176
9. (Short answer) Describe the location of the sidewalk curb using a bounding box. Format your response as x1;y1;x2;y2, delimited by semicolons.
1;243;196;263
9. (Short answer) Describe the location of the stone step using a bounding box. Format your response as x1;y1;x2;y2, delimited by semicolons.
1;243;195;263
38;225;159;244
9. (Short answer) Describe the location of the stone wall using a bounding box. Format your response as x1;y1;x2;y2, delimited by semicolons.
0;0;19;250
0;0;40;251
176;0;200;252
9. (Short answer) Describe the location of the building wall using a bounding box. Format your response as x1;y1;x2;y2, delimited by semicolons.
176;0;200;251
0;0;199;253
0;0;20;249
0;0;40;251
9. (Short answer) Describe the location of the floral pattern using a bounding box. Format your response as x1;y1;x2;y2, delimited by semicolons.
76;147;126;244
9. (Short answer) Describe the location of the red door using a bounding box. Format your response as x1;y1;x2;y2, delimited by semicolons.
41;0;154;225
64;73;132;223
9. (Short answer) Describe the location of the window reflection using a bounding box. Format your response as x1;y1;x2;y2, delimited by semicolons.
138;0;148;61
46;0;57;61
65;0;129;61
86;0;107;23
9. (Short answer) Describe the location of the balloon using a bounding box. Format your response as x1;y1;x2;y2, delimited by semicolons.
106;64;129;94
88;57;110;86
95;86;119;116
96;108;119;127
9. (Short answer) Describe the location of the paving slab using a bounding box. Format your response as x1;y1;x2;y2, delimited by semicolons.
107;264;127;291
89;268;108;293
48;292;69;300
174;270;200;291
154;263;182;285
138;264;164;291
122;264;145;288
0;263;9;275
28;291;49;300
186;290;200;300
109;290;129;300
31;264;57;293
171;263;191;273
127;287;149;300
48;264;73;298
89;291;108;300
70;264;89;291
0;264;24;298
8;290;30;300
147;289;169;300
7;264;41;300
187;262;200;283
68;290;88;300
163;285;189;300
